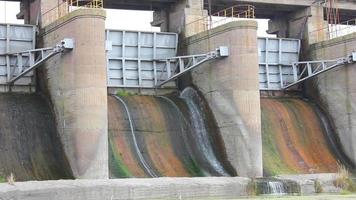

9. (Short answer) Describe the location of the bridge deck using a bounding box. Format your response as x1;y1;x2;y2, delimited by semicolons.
2;0;356;20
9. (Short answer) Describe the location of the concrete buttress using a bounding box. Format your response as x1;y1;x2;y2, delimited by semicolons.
40;9;108;179
183;21;263;177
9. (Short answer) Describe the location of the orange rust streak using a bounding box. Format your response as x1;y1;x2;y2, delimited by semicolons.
262;99;306;172
291;99;338;172
108;96;147;177
261;98;338;174
133;96;190;177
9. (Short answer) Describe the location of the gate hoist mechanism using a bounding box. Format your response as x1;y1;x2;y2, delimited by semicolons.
2;38;74;85
156;46;229;87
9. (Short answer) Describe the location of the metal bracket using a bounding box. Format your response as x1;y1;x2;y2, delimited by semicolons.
155;46;229;87
3;38;75;85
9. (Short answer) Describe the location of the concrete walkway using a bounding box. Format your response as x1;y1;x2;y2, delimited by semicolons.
0;177;251;200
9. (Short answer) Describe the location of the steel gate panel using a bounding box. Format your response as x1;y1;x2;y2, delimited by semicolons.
106;30;178;88
258;37;301;90
0;23;36;90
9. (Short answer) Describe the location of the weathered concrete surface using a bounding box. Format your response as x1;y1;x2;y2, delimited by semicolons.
277;173;341;194
0;93;73;181
183;21;262;177
39;9;109;179
268;5;327;44
152;0;207;36
0;177;251;200
306;32;356;167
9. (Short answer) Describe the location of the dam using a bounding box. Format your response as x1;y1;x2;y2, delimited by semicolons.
0;0;356;199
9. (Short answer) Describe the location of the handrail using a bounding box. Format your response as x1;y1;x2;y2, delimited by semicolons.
41;0;103;27
185;5;255;36
309;18;356;42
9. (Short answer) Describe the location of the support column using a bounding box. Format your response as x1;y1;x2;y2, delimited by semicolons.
152;0;207;37
268;5;328;44
40;9;108;179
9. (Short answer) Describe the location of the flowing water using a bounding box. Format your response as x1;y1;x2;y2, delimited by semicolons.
180;87;229;176
108;87;235;177
266;181;287;195
254;178;300;195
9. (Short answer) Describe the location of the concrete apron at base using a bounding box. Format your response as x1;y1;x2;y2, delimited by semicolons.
0;174;343;200
40;9;108;179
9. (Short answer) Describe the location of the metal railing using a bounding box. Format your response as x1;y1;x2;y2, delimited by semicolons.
41;0;103;27
309;18;356;43
69;0;103;10
185;5;255;36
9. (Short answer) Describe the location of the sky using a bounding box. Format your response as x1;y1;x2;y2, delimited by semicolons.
0;1;271;36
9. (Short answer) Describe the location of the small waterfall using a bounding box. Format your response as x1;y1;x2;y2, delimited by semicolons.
255;178;300;196
265;181;287;195
109;88;234;177
180;87;228;176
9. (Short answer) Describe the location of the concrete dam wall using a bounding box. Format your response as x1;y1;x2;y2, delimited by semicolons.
0;93;72;181
0;92;351;181
1;8;354;183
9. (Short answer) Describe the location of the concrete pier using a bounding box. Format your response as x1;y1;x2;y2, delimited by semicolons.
183;21;262;177
306;32;356;166
152;0;207;37
39;9;109;179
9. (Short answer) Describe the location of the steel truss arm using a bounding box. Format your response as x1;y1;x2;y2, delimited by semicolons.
155;46;229;87
1;38;74;85
283;52;356;89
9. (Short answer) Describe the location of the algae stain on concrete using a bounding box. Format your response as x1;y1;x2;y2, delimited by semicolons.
261;103;296;176
109;138;132;178
261;98;341;176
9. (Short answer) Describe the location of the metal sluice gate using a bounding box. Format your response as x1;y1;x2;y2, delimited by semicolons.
1;23;354;91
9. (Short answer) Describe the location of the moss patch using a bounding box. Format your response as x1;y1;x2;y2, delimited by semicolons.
0;176;5;183
116;90;134;97
184;158;204;177
109;138;132;178
261;106;296;176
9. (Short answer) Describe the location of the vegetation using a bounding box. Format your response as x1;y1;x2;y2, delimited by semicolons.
247;179;257;196
0;176;5;183
7;173;15;185
314;180;323;193
334;163;356;193
116;90;134;97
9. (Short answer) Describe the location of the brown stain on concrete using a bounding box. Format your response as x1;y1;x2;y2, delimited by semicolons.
262;98;339;176
125;96;190;177
108;96;147;177
109;95;191;177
